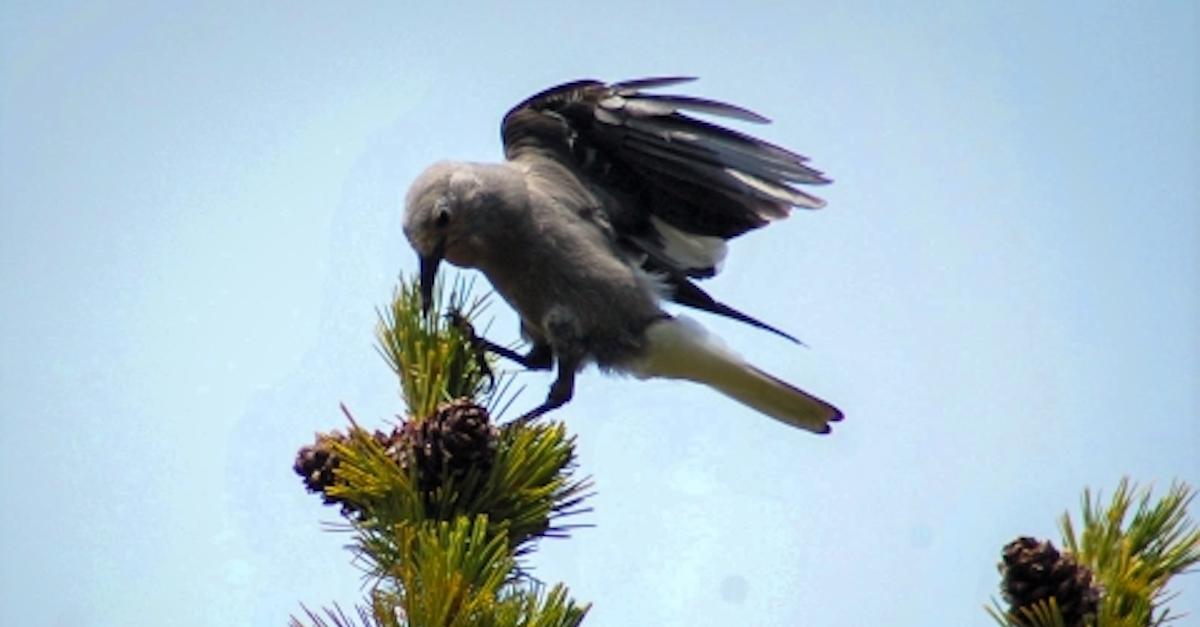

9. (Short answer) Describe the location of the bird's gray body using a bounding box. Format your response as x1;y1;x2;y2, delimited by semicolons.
406;159;663;369
402;77;843;432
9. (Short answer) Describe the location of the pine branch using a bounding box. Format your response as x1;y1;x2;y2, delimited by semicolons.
326;414;592;580
375;275;493;419
291;603;390;627
987;598;1067;627
1060;479;1200;626
295;273;591;626
391;515;513;626
989;478;1199;627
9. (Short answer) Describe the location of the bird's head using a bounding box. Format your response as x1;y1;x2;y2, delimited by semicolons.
403;161;487;314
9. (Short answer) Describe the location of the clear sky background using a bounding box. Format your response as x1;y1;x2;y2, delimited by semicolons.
2;2;1197;626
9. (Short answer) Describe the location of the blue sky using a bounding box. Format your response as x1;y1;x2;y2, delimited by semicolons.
2;2;1196;626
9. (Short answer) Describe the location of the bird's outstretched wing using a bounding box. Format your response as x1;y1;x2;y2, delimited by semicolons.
500;77;829;342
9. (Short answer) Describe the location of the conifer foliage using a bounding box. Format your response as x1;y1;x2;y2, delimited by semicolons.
293;277;592;627
989;479;1200;627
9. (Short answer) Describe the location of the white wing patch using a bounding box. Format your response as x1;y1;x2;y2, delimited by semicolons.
648;215;728;273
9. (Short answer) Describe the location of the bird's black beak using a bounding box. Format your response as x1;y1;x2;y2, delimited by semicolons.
418;239;445;316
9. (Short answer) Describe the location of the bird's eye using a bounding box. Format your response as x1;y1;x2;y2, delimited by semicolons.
434;209;450;228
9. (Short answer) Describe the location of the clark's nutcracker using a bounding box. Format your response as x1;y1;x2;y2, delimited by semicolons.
403;77;842;433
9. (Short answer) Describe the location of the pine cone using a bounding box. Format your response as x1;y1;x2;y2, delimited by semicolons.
294;428;407;517
400;399;499;493
999;536;1101;627
294;431;349;507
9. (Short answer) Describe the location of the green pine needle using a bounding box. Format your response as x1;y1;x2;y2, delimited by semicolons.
290;602;392;627
330;416;592;580
298;275;590;626
986;597;1068;627
493;584;591;627
1060;478;1200;627
324;415;425;525
988;478;1198;627
373;515;589;627
376;273;492;419
431;420;594;558
392;515;513;627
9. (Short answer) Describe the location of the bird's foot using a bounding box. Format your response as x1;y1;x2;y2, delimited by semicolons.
445;307;497;391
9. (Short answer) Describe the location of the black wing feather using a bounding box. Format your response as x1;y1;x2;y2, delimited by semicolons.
641;255;804;345
501;77;828;338
611;76;698;92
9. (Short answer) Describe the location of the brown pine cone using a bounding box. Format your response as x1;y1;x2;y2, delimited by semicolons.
294;431;349;507
999;536;1101;627
400;398;499;493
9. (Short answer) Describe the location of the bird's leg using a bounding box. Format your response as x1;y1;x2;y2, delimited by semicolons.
516;342;554;369
484;340;553;370
515;305;584;423
516;355;579;423
446;309;496;388
446;309;553;390
448;308;553;368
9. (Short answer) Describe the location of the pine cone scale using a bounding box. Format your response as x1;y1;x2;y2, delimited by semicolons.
401;399;499;494
999;536;1101;627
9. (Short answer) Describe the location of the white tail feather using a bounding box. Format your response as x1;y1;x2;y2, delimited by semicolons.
628;317;842;433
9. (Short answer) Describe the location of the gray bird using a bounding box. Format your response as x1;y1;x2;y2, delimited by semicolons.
402;77;842;433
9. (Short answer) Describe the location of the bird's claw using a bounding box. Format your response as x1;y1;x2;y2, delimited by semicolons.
446;307;497;391
444;308;471;334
